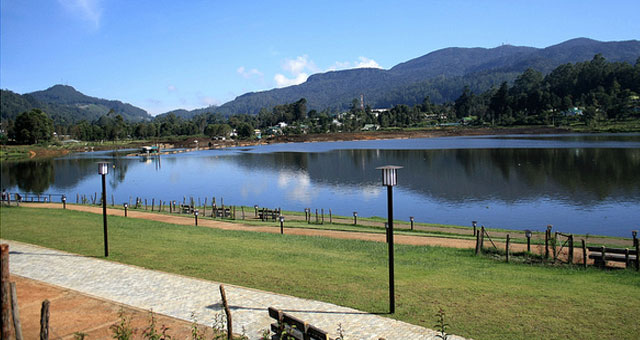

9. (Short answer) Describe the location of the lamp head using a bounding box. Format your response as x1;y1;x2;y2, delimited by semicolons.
376;165;403;186
525;229;532;238
98;162;109;175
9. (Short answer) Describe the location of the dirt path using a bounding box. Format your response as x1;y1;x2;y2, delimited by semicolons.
10;275;217;340
20;202;611;264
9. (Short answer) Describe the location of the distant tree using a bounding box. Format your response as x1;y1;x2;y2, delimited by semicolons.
13;109;54;144
237;122;254;139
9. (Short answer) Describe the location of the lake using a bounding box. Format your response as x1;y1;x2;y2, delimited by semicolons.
2;133;640;237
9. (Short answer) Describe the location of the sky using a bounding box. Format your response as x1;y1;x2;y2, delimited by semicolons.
1;1;639;115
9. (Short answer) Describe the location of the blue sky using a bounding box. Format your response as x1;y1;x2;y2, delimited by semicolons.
1;1;639;115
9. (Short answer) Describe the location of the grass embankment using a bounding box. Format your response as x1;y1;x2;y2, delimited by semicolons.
2;207;639;340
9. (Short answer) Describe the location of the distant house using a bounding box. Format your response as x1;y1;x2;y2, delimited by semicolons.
277;122;288;129
362;124;380;131
563;107;583;116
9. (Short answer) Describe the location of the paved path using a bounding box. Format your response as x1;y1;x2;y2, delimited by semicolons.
4;240;466;340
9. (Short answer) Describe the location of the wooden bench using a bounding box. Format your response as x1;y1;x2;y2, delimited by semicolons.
587;245;639;270
259;208;280;222
268;307;331;340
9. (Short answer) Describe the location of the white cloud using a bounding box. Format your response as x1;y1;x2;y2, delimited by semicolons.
327;56;382;71
274;72;309;87
273;55;319;88
58;0;103;28
167;85;177;92
355;57;381;69
282;55;319;74
237;66;263;79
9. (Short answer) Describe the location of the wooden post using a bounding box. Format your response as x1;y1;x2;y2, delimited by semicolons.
40;300;49;340
145;199;148;210
552;232;558;261
582;239;587;269
600;246;606;268
233;206;236;220
219;285;232;340
506;234;510;263
475;232;480;255
329;209;332;224
1;244;10;340
636;241;640;271
10;282;23;340
152;198;155;211
76;193;79;204
625;248;630;268
568;235;574;264
479;226;485;251
111;194;114;207
321;208;324;224
241;206;245;220
315;209;318;224
544;229;549;260
204;198;207;216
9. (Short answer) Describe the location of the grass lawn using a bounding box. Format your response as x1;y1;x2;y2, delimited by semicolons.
1;207;639;340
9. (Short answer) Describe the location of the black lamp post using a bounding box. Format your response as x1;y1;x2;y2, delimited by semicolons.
472;221;478;236
376;165;402;314
410;216;414;231
62;195;67;209
98;162;109;257
124;203;128;217
279;215;285;234
353;211;358;225
194;209;199;226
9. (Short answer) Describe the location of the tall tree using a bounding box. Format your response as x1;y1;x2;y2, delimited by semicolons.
13;109;54;144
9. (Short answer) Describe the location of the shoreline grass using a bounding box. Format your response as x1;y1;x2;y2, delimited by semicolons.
2;206;639;340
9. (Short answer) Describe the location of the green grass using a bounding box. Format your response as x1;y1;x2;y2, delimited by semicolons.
2;206;639;340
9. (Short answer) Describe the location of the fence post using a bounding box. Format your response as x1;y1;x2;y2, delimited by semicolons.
40;300;49;340
1;244;11;339
10;282;23;340
582;239;587;269
552;232;558;261
600;246;606;268
636;241;639;271
475;232;480;255
544;229;549;260
506;234;510;263
219;285;232;340
568;235;574;264
479;226;485;252
329;209;332;224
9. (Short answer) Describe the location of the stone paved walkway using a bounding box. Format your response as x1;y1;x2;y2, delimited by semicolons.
4;240;466;340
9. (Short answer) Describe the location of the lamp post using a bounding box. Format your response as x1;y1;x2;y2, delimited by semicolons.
472;221;478;236
353;211;358;225
62;195;67;209
194;209;199;226
98;162;109;257
376;165;402;314
279;215;285;234
410;216;414;231
525;229;532;252
124;203;128;217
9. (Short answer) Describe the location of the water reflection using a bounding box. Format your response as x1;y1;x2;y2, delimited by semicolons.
229;148;640;205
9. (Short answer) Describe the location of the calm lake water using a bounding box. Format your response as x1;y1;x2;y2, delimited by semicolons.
2;133;640;237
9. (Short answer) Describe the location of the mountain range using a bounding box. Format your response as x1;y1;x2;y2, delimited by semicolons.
2;37;639;123
213;38;640;115
1;85;152;124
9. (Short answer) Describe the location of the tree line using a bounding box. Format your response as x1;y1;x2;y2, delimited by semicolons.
2;54;639;145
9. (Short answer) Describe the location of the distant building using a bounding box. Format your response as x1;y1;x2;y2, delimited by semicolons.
563;107;583;116
362;124;380;131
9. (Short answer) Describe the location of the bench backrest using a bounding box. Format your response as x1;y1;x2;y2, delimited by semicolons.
268;307;331;340
587;246;638;255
